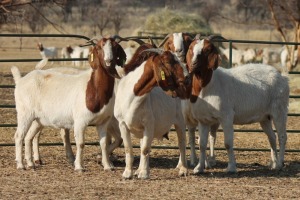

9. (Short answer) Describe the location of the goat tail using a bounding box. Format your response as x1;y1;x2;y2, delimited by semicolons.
11;66;21;84
35;58;48;70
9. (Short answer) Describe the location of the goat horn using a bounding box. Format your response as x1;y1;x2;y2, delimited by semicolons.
127;37;146;45
80;38;99;47
194;34;201;40
111;35;129;43
142;48;164;55
148;37;157;48
158;33;171;48
207;35;227;42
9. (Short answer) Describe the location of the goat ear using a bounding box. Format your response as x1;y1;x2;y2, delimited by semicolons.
207;49;220;70
115;43;127;67
183;33;193;48
88;47;100;70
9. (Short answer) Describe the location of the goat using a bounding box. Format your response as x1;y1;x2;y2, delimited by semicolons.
262;46;283;65
30;58;123;166
12;36;127;171
185;34;289;174
242;48;256;63
219;46;243;67
158;32;193;63
114;46;189;179
281;46;298;68
37;42;58;64
60;45;72;65
159;32;219;167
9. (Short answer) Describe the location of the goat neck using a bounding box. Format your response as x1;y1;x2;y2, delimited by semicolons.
86;39;120;113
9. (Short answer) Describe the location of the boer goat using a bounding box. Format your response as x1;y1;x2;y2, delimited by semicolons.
159;32;203;166
30;58;123;167
159;32;193;63
12;36;126;171
37;42;58;64
185;34;289;174
114;47;189;179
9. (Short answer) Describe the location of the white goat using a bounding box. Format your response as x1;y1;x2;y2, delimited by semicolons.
242;48;256;63
262;46;283;65
12;37;127;171
185;35;289;174
114;46;188;179
219;46;243;67
281;47;298;68
31;58;122;166
60;45;72;65
37;42;58;64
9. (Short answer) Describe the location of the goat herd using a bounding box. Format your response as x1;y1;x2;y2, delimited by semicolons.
12;33;289;180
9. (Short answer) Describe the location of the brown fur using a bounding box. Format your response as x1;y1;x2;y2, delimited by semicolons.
186;38;220;103
133;51;186;98
66;45;73;54
123;43;156;74
162;33;192;63
37;43;43;52
85;38;123;113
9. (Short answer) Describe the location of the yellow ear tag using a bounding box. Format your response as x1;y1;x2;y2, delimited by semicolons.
161;70;165;80
90;53;94;62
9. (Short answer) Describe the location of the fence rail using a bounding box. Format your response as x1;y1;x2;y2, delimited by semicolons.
1;33;300;151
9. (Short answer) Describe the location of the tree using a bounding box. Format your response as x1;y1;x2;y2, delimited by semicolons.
267;0;300;71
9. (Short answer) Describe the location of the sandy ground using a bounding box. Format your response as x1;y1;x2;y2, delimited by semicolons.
1;36;300;199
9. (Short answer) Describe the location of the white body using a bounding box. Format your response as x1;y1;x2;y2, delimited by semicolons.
12;67;116;171
281;47;298;68
39;46;58;59
114;62;187;179
262;47;283;65
30;62;122;166
219;47;243;66
186;63;289;173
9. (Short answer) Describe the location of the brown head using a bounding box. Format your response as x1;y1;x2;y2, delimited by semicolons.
133;50;188;99
88;37;127;79
85;37;126;113
66;45;73;54
185;35;221;102
159;32;193;63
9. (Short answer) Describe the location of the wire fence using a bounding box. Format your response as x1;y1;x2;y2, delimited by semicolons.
0;33;299;152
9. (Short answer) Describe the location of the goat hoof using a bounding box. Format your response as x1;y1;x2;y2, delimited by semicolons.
178;169;188;177
26;165;36;170
122;170;133;179
74;168;84;173
17;166;26;170
137;170;150;179
34;159;43;166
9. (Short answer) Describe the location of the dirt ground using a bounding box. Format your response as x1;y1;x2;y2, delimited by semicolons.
1;38;300;199
1;69;300;200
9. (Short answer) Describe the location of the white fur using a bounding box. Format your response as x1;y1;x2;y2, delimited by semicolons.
219;47;243;67
114;62;188;179
12;52;118;171
187;39;289;174
281;47;298;68
29;60;122;166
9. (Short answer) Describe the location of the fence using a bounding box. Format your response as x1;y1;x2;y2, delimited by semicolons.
1;33;300;152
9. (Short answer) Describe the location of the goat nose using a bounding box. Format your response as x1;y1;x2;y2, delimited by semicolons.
105;59;112;66
176;49;182;53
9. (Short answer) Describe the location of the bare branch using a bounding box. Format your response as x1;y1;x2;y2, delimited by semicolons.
29;3;66;33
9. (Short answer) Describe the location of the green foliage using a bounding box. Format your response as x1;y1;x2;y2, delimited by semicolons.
144;9;212;34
